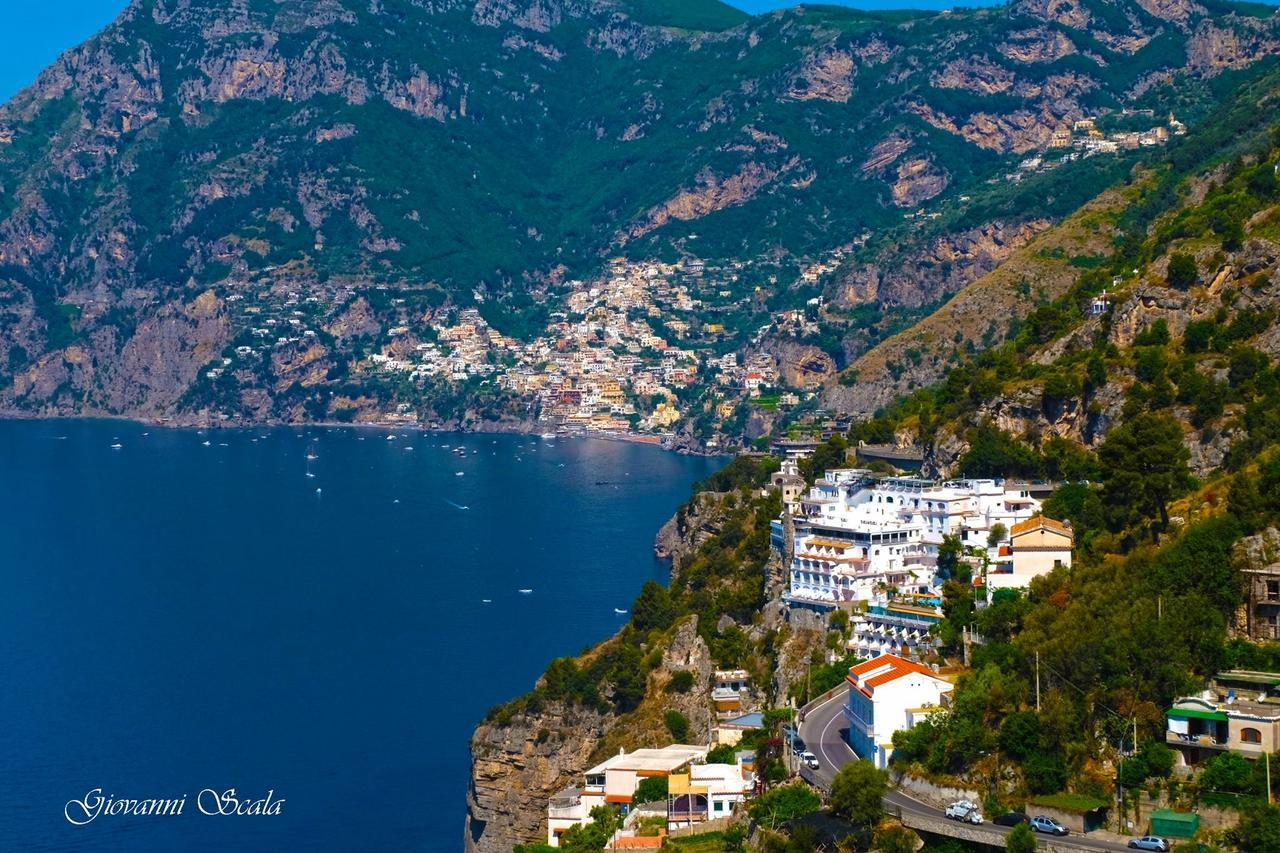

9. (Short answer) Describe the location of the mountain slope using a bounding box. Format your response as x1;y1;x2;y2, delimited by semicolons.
0;0;1277;425
826;59;1280;418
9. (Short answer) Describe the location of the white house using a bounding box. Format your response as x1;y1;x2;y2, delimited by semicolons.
844;654;953;769
546;745;707;846
666;763;752;830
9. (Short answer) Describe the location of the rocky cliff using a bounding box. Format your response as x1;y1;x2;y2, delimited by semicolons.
465;616;715;852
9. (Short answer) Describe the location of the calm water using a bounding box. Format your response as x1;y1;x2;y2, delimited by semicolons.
0;419;722;851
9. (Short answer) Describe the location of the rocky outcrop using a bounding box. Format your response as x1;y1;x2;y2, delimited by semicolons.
931;56;1016;94
998;27;1079;63
891;157;949;207
622;159;797;242
1187;17;1280;74
787;48;855;102
656;491;730;577
834;219;1049;310
466;701;613;853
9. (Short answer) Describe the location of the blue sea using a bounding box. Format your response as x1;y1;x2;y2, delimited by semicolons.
0;418;723;851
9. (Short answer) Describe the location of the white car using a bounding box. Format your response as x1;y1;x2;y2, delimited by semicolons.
801;751;819;770
945;800;984;824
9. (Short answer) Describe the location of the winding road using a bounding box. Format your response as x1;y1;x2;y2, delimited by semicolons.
796;689;1142;852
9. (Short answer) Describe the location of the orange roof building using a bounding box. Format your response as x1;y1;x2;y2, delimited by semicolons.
845;654;952;769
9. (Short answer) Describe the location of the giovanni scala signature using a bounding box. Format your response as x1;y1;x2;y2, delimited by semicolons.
65;788;284;825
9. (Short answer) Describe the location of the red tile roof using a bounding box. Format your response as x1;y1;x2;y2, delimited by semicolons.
846;654;939;696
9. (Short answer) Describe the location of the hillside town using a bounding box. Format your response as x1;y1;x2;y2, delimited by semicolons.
210;252;841;441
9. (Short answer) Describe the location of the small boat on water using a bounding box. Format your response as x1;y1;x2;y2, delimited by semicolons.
306;453;318;460
482;599;492;603
614;608;628;614
519;588;533;594
540;433;556;439
202;440;211;446
306;472;316;479
455;471;465;476
110;443;122;449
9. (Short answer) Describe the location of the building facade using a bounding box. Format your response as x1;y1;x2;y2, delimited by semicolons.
849;593;944;661
844;654;953;769
546;745;707;846
1167;671;1280;766
778;470;1041;609
988;515;1074;591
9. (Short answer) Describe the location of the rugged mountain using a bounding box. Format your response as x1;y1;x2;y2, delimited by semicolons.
1;0;1278;425
826;61;1280;423
819;61;1280;498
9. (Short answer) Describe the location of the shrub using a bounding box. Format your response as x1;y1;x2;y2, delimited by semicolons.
1167;252;1198;289
666;670;695;694
665;710;690;743
633;775;668;805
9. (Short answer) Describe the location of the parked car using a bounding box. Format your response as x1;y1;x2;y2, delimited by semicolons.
790;737;807;755
1128;838;1170;851
1030;816;1069;836
801;751;820;770
994;811;1029;827
944;800;984;824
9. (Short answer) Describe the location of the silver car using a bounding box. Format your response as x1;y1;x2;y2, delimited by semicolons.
1128;838;1170;852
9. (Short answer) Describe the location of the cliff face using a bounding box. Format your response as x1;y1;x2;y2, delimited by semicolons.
467;701;613;852
916;234;1280;479
465;615;716;852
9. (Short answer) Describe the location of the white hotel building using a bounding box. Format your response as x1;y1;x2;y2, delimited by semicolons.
776;470;1040;609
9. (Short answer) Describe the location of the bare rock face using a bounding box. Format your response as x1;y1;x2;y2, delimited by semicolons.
1236;528;1280;575
891;157;949;207
834;219;1049;310
759;339;837;387
622;159;796;242
787;48;855;102
466;701;613;853
1187;18;1280;74
1133;0;1205;27
656;492;731;579
1016;0;1092;29
861;134;913;173
931;56;1016;94
998;27;1079;63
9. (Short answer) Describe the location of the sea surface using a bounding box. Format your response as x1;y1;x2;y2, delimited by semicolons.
0;418;724;851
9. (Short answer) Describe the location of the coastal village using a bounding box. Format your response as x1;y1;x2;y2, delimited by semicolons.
531;429;1280;850
211;251;839;443
199;114;1190;445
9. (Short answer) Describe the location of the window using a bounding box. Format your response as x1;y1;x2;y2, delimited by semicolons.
1268;581;1280;599
1242;728;1263;744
